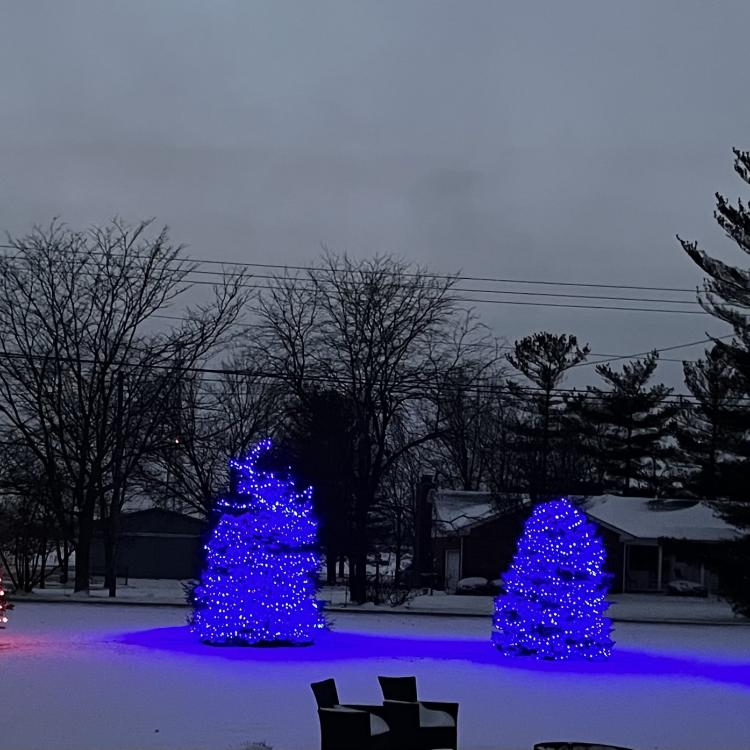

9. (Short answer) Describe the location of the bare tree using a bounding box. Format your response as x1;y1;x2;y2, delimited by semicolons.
256;252;462;602
425;316;506;491
0;219;249;593
140;359;282;517
0;441;61;592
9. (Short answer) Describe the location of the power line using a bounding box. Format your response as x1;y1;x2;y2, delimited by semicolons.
1;349;747;405
148;312;718;364
0;244;702;294
136;267;704;306
572;335;733;369
0;255;708;315
54;248;703;294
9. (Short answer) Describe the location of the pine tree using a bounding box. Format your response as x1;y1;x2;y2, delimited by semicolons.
675;347;749;501
191;439;326;645
679;149;750;616
492;498;613;660
506;332;590;500
680;148;750;386
680;147;750;528
570;353;678;494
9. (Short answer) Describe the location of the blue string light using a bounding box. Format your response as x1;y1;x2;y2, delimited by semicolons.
191;439;326;645
491;498;614;660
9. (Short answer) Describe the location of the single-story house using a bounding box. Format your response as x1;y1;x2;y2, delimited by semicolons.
431;491;741;594
431;490;527;592
582;494;740;594
91;508;208;580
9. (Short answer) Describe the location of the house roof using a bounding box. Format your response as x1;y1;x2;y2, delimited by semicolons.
95;508;207;535
429;489;741;543
581;494;740;542
431;490;524;535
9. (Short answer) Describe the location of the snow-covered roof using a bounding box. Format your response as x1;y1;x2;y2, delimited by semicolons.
431;490;524;534
582;494;740;542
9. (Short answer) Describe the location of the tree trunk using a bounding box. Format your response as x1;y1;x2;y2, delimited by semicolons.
625;423;634;493
38;538;48;589
326;543;337;585
348;480;373;603
107;372;124;598
393;512;402;587
74;514;93;593
349;553;368;603
373;555;381;604
103;531;118;597
23;544;32;592
58;541;71;585
349;514;369;604
104;494;122;598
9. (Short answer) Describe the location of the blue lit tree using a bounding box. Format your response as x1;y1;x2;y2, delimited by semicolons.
492;498;613;660
191;439;326;645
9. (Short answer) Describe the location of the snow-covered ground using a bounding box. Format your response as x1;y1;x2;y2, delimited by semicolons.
23;578;745;623
3;603;750;750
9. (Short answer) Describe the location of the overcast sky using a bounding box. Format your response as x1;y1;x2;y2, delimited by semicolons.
2;1;749;389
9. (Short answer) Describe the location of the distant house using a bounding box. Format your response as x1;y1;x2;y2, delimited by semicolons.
582;495;739;594
431;490;527;592
91;508;208;580
430;491;740;594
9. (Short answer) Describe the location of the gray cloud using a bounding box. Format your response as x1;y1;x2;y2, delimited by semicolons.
1;0;748;386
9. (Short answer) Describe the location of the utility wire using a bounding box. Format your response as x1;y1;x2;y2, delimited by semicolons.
0;244;702;294
1;349;747;404
0;256;707;314
572;335;734;369
147;313;718;364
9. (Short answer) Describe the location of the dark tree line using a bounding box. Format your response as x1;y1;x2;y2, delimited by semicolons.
3;149;750;611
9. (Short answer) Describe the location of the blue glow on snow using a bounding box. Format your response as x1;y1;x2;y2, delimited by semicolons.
116;624;750;690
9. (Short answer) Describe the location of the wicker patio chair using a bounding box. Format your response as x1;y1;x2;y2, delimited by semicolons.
378;675;458;750
311;678;391;750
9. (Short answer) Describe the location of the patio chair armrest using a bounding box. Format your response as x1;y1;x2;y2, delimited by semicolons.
343;703;390;722
421;700;459;722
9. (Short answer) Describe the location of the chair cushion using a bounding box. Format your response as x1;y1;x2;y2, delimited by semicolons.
418;704;455;728
369;713;390;736
332;706;389;737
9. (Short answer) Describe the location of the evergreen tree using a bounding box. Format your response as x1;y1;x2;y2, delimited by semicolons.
680;148;750;386
679;148;750;616
191;439;326;645
675;347;749;501
680;147;750;528
570;353;678;494
506;332;590;500
492;498;613;660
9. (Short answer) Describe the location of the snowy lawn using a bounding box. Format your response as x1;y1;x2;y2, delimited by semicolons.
3;603;750;750
26;579;743;623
